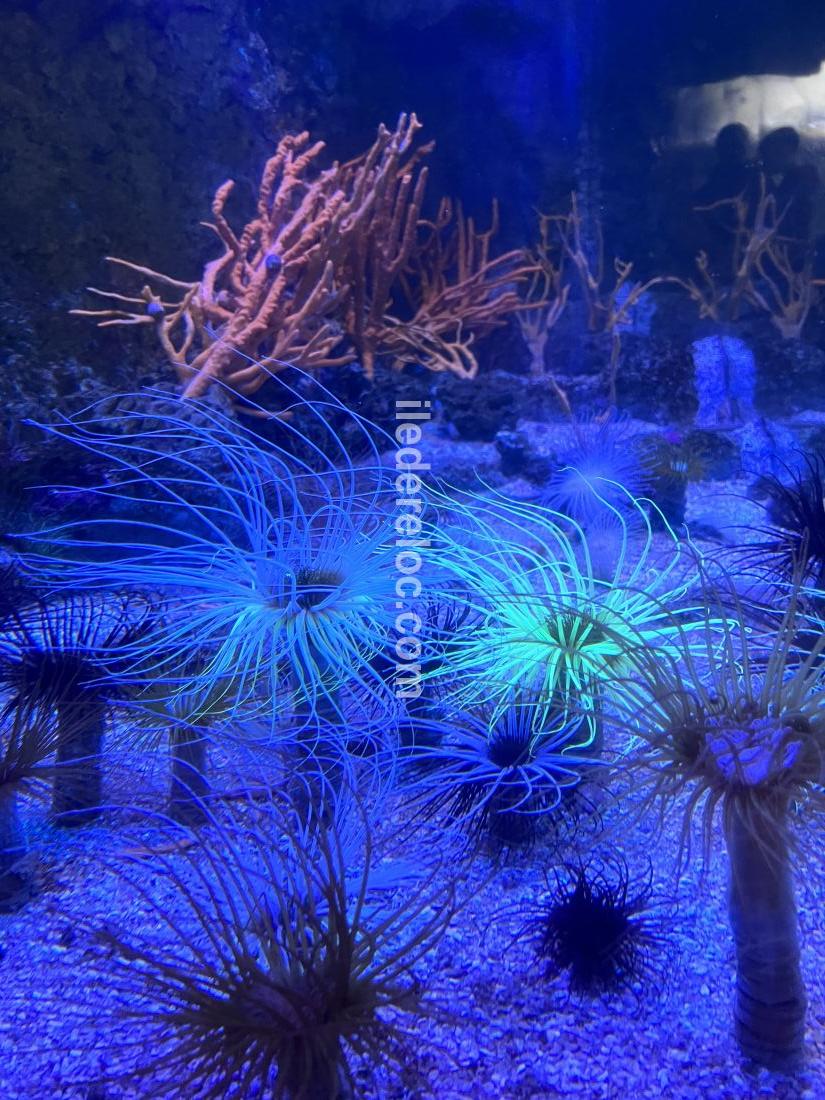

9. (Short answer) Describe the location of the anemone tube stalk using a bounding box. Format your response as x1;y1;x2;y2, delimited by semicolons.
168;724;211;827
0;783;29;911
0;697;67;909
52;693;108;827
725;789;806;1069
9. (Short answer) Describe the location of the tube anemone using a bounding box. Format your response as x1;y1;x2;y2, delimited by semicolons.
611;567;825;1070
82;790;455;1099
408;696;600;848
430;482;703;743
124;652;246;827
522;858;667;997
541;413;651;526
752;451;825;589
0;695;64;909
366;591;475;742
19;387;408;735
0;592;152;826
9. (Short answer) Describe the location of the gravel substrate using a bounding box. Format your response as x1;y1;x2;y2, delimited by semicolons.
0;739;822;1100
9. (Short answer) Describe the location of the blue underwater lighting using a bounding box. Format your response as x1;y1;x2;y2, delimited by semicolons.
6;5;825;1088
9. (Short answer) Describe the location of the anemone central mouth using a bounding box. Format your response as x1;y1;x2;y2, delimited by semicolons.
546;612;613;656
488;730;533;768
293;567;344;611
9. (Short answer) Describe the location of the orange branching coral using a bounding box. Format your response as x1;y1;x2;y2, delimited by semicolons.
74;132;353;402
73;115;537;405
336;124;433;379
72;115;432;404
382;199;540;379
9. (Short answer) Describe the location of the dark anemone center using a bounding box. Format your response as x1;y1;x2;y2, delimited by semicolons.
4;647;101;705
226;973;320;1035
546;882;632;984
568;881;629;942
548;612;611;656
537;862;657;995
487;724;533;768
293;567;344;611
671;720;705;764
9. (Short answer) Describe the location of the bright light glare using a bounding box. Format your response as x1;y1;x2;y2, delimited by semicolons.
673;61;825;145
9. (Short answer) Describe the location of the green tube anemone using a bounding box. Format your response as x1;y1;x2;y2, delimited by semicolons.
428;479;706;746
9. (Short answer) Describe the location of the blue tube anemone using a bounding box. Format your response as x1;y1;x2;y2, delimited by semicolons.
541;414;651;527
408;695;599;846
19;377;409;734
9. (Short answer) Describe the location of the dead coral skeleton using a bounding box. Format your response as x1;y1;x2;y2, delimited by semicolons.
530;195;670;409
516;211;571;415
690;176;819;338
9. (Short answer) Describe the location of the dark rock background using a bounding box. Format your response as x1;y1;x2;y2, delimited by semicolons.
2;0;825;503
0;0;286;375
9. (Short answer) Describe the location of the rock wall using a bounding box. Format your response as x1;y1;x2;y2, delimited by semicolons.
0;0;292;366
